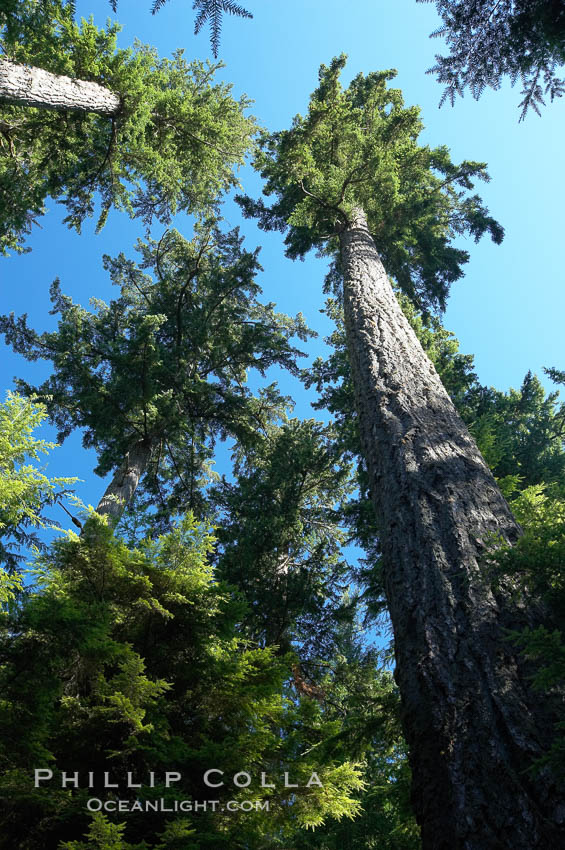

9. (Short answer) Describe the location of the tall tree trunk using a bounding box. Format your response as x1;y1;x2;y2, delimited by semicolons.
0;59;121;115
95;440;152;524
339;207;564;848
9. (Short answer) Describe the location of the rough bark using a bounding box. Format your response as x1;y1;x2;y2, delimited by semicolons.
339;207;565;849
95;441;152;524
0;58;121;115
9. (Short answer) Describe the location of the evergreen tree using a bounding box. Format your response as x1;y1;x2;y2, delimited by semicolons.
238;55;565;847
464;370;565;491
213;418;354;657
307;296;565;599
418;0;565;119
0;392;76;573
308;291;565;845
290;649;421;850
490;483;565;781
305;292;484;619
0;224;310;523
0;1;254;253
209;418;422;848
0;323;409;850
0;513;365;848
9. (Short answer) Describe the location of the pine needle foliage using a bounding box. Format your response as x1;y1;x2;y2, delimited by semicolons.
239;54;503;311
109;0;254;58
191;0;253;58
0;224;310;518
418;0;565;119
0;514;366;848
489;484;565;778
0;392;77;573
213;418;355;659
0;1;255;253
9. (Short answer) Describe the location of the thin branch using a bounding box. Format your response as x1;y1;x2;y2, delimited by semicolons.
299;179;345;218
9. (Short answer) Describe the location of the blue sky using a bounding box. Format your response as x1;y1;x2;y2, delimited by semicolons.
1;0;564;525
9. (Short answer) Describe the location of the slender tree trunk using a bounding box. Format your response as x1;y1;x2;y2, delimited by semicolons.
95;441;152;524
0;58;121;115
339;207;565;848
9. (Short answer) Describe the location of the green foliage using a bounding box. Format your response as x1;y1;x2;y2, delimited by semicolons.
108;0;255;59
0;391;76;573
0;568;21;604
287;626;420;849
151;0;253;59
418;0;565;119
0;513;366;848
59;812;145;849
238;54;503;310
0;224;311;517
495;486;565;616
212;411;421;846
214;418;355;658
465;371;565;494
0;1;255;253
210;414;420;845
211;414;417;842
488;485;565;776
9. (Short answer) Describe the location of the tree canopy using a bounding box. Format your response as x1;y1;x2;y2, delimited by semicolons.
2;0;254;62
0;513;366;848
0;223;310;519
2;4;565;847
238;54;503;310
0;0;255;253
418;0;565;119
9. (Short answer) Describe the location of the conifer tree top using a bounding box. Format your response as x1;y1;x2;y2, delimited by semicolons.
238;54;504;310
